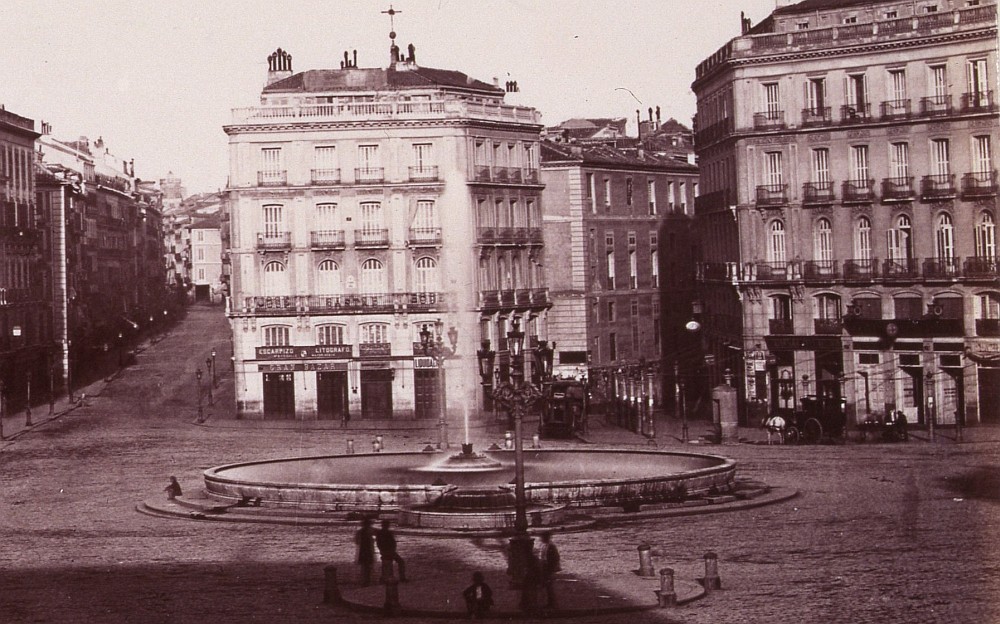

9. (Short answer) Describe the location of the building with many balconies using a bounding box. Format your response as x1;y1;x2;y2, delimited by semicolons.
693;0;999;429
225;42;547;421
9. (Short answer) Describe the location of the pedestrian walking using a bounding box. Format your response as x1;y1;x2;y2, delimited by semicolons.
354;517;376;586
539;531;561;608
462;571;494;619
375;519;407;582
164;476;182;500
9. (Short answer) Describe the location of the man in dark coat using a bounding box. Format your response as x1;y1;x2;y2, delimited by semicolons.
354;517;376;586
375;519;407;582
462;571;494;619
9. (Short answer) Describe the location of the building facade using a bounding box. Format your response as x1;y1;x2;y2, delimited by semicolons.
693;0;999;427
540;140;698;434
225;44;547;421
190;216;223;302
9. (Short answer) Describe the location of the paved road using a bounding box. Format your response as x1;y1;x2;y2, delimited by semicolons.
1;305;998;623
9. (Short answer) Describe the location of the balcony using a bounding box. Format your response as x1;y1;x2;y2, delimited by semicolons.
769;318;793;335
0;287;44;305
756;184;788;206
355;167;385;183
753;111;785;130
305;294;397;313
531;288;549;306
407;227;442;246
408;166;439;182
527;227;543;245
515;289;532;306
243;295;298;315
919;95;952;117
405;292;446;311
840;103;872;124
474;166;492;182
881;177;914;201
479;290;500;310
844;259;878;283
476;227;497;244
257;171;287;187
754;261;791;282
965;256;999;279
803;260;838;282
962;171;998;198
522;170;540;184
882;258;920;281
801;107;831;127
256;231;291;250
842;179;876;204
923;257;961;279
311;168;341;185
310;230;346;250
880;99;911;120
231;99;541;126
920;174;956;201
977;319;1000;337
814;318;843;335
354;228;389;248
500;290;516;307
803;181;835;205
962;91;996;113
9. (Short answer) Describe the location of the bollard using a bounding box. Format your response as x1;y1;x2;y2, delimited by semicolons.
504;430;514;450
376;434;384;450
531;433;540;449
637;544;655;577
657;568;676;607
703;551;721;591
347;439;355;454
372;437;382;453
384;576;401;616
323;565;341;604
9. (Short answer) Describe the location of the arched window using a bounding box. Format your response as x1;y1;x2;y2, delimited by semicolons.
499;256;511;290
815;293;841;320
414;257;438;293
887;215;913;265
768;220;786;263
936;213;955;260
360;323;389;344
479;255;491;290
360;259;385;293
315;203;338;231
814;218;833;262
317;324;345;345
317;259;341;294
262;261;288;295
263;325;290;346
976;292;1000;320
976;211;996;259
855;216;872;261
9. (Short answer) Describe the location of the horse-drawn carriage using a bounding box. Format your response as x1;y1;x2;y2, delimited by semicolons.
765;394;847;444
539;379;588;438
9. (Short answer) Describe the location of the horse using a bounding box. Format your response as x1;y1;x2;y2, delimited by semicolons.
762;415;786;445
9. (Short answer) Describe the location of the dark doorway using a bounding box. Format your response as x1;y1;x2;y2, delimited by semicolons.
413;369;440;419
195;284;210;301
901;367;923;425
317;371;349;421
815;350;844;399
263;372;295;419
361;369;393;419
980;367;1000;424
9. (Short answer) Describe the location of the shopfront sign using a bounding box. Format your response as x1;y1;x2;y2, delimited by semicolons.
255;345;353;360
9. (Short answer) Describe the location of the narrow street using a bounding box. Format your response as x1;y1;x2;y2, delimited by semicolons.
0;306;997;623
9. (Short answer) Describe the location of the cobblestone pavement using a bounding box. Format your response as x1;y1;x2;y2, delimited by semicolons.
1;305;998;624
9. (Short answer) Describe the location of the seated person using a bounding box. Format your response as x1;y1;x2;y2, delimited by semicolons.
463;571;494;619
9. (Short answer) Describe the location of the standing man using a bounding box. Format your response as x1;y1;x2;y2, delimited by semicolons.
538;531;561;608
375;519;407;582
354;517;376;586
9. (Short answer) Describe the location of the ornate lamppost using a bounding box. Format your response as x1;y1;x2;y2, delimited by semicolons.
476;339;496;422
211;349;218;388
195;367;204;423
205;357;214;406
418;322;458;449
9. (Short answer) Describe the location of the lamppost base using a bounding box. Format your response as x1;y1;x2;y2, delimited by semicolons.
506;533;535;588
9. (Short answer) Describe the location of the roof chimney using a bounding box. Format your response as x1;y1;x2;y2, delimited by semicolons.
265;48;293;86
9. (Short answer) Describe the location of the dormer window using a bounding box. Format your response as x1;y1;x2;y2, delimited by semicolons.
797;21;809;30
885;10;897;18
922;4;938;12
843;15;858;24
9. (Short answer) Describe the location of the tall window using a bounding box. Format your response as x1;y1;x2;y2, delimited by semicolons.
360;258;385;293
607;301;616;322
812;148;830;183
628;249;637;289
263;204;284;236
976;211;997;258
587;173;597;213
856;217;872;261
846;74;868;109
974;136;993;174
414;257;438;292
360;323;389;344
930;65;948;99
850;145;869;182
888;215;914;263
608;332;617;361
413;200;436;230
667;181;675;210
770;295;791;320
651;248;659;287
264;325;290;346
626;177;633;206
604;178;611;211
977;293;1000;320
931;139;950;176
606;233;616;289
412;143;433;170
263;261;289;296
806;77;826;111
765;152;783;186
314;146;338;179
889;69;907;101
360;202;383;232
968;59;990;104
890;143;909;178
260;147;283;183
814;218;833;262
357;144;381;180
524;143;537;170
647;179;657;214
316;203;337;230
317;325;345;345
763;83;780;118
936;213;955;260
679;182;688;212
317;259;341;294
768;220;787;263
815;294;841;320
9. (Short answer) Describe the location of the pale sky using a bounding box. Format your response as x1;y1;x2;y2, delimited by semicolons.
1;0;777;194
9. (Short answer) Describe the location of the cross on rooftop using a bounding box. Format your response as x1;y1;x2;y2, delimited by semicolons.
382;5;401;40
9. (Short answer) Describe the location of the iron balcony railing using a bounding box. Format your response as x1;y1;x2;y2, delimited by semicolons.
257;170;287;186
803;181;835;205
976;319;1000;337
354;228;390;247
920;95;952;117
756;184;788;206
310;230;346;249
880;99;911;120
965;256;999;278
801;107;831;127
814;319;843;335
803;260;838;281
962;91;995;113
840;103;872;124
474;165;492;182
962;171;998;198
755;261;791;282
844;259;878;283
881;177;914;201
923;257;961;279
408;166;439;182
476;227;497;244
256;231;292;249
753;111;785;130
355;167;385;183
842;179;876;204
407;227;442;246
920;174;956;200
882;258;920;280
769;318;793;335
311;168;341;184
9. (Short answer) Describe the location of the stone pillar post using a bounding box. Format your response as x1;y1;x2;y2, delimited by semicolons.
637;544;655;577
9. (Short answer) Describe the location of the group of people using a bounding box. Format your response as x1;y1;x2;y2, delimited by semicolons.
354;519;562;618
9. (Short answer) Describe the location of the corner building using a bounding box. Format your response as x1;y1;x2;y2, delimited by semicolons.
225;46;547;420
693;0;999;427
